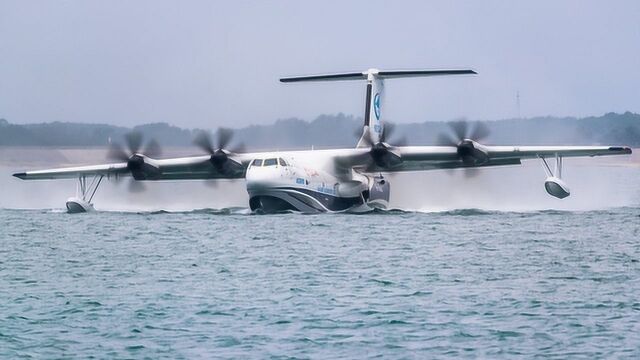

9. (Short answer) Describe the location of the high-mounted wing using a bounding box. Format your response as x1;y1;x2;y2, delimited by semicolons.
13;129;256;181
13;145;632;181
12;154;258;181
358;145;632;173
13;162;130;180
335;120;632;173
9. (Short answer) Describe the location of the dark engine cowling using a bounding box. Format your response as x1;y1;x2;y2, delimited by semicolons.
127;155;162;180
458;140;489;165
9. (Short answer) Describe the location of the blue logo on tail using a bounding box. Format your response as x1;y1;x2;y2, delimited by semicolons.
373;93;381;120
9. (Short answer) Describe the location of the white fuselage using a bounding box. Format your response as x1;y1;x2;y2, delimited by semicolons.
243;151;385;213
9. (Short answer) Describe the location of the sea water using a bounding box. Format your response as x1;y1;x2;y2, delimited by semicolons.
1;207;639;358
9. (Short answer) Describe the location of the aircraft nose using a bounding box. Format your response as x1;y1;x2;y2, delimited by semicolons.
245;166;280;191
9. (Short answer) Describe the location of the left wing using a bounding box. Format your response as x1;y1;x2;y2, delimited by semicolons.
13;154;255;181
359;145;632;173
13;162;131;180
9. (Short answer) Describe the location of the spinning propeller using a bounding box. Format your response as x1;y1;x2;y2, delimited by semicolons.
107;132;162;192
436;120;491;175
358;123;407;168
193;128;245;176
335;123;407;175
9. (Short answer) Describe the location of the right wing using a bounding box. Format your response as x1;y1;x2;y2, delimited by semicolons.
363;145;632;173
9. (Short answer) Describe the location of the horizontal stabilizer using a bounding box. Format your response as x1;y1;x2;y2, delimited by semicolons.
377;69;477;78
280;72;365;82
280;68;476;83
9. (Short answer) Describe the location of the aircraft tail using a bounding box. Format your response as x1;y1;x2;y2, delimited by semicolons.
280;68;477;147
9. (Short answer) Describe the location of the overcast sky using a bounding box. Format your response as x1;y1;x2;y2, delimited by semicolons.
0;0;638;128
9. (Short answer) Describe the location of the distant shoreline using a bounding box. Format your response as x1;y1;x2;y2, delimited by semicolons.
2;112;640;149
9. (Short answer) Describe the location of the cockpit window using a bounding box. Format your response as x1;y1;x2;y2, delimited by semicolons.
251;159;263;167
278;158;287;167
264;158;277;166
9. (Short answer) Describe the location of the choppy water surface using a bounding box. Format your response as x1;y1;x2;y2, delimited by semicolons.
1;208;640;358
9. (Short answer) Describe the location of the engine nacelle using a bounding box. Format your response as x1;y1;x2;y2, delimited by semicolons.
544;176;570;199
128;155;162;180
458;140;490;165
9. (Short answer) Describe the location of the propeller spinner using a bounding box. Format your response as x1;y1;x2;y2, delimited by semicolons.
359;123;407;168
336;123;407;174
193;128;245;175
107;131;162;191
436;120;491;174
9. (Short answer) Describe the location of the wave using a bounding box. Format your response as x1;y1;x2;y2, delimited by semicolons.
135;207;252;215
1;206;638;217
342;206;640;217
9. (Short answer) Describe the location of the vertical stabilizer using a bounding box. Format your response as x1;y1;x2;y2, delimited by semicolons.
357;69;385;148
280;68;477;148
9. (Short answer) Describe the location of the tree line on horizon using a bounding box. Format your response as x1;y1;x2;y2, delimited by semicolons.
1;112;639;149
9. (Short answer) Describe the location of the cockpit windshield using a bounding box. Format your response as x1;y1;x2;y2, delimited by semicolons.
263;158;277;166
250;158;288;167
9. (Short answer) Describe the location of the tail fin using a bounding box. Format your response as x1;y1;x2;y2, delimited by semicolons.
280;68;477;147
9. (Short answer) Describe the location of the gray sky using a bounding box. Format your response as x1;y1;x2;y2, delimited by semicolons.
1;0;638;128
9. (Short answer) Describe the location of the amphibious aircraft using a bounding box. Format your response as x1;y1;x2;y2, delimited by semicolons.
13;68;632;213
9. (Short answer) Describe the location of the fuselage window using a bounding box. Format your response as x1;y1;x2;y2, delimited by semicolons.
251;159;263;167
264;158;277;166
278;158;287;167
